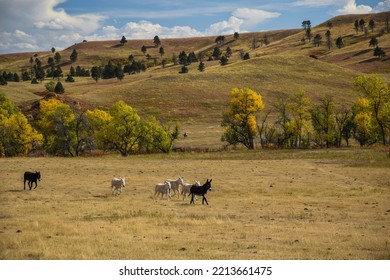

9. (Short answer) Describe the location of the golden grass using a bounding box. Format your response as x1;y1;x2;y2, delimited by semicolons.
0;149;389;260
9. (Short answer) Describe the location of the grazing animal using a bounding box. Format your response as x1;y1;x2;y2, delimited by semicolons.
23;171;41;190
111;177;126;196
182;181;200;200
154;181;171;200
190;179;212;205
166;176;184;198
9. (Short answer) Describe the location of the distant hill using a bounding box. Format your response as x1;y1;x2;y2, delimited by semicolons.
0;11;389;148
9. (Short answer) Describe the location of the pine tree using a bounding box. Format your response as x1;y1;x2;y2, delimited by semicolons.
70;49;78;63
198;62;205;72
54;82;65;94
153;35;161;46
220;56;228;66
120;36;127;45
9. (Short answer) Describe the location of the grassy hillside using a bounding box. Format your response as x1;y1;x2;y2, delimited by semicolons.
0;12;389;148
257;11;390;76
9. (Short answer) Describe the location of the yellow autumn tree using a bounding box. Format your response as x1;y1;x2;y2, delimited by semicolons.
0;94;42;157
354;74;390;145
221;88;264;149
36;99;77;156
352;97;379;146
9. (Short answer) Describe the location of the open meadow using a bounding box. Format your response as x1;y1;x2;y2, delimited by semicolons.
0;11;390;261
0;148;389;260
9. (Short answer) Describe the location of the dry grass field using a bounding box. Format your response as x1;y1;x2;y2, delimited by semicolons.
0;148;389;260
1;11;390;261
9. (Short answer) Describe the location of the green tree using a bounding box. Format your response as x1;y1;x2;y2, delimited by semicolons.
359;19;366;32
226;46;232;57
302;20;311;30
354;19;359;33
198;61;205;72
335;107;352;147
54;52;61;64
159;46;165;57
97;101;142;156
369;37;378;48
70;49;78;63
91;66;102;82
212;47;222;59
153;35;161;46
221;88;265;149
179;51;188;65
54;81;65;94
120;36;127;45
215;35;225;44
115;64;124;81
373;46;386;59
335;36;344;49
313;34;322;47
45;80;56;92
138;118;179;153
141;45;147;55
22;71;31;81
65;74;75;82
180;66;188;74
368;19;375;33
220;56;228;66
310;96;337;148
325;30;332;50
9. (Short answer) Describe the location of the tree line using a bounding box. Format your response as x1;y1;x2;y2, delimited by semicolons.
221;74;390;149
0;97;179;157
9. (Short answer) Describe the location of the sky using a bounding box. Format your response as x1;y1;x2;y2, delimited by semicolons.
0;0;389;54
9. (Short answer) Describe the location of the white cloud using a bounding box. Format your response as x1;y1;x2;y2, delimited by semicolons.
0;1;281;54
14;30;32;39
204;8;280;35
233;8;281;29
292;0;342;7
84;21;203;42
0;0;105;53
205;16;244;35
336;0;373;15
375;0;390;12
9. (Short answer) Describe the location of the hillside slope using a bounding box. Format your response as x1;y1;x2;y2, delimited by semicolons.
0;12;389;148
255;11;390;76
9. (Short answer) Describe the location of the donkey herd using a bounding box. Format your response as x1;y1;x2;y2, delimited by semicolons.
22;171;213;205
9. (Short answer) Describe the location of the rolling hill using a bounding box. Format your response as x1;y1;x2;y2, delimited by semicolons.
0;11;389;148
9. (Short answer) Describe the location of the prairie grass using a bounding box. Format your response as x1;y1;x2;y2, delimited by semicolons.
0;148;389;260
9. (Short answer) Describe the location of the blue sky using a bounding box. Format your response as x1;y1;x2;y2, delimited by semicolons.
0;0;389;54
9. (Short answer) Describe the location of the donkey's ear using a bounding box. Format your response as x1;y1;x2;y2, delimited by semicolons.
209;179;212;183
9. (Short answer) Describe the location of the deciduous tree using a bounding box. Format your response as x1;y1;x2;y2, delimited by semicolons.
221;88;264;149
354;74;390;145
